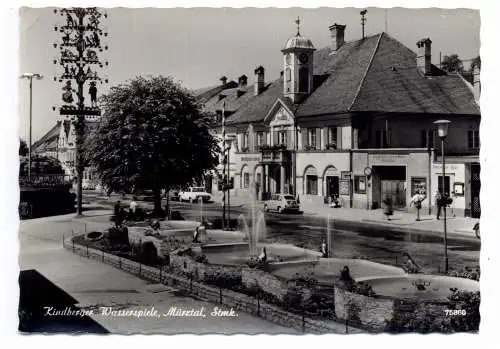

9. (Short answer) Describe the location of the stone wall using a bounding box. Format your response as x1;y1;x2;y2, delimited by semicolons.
169;252;242;282
334;287;394;332
241;267;288;301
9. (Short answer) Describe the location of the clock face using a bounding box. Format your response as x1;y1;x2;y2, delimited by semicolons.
285;54;291;65
299;53;309;64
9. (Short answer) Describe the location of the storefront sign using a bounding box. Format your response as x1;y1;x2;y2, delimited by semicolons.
241;156;260;162
370;154;407;164
411;177;427;196
339;180;350;196
454;182;464;196
432;163;461;172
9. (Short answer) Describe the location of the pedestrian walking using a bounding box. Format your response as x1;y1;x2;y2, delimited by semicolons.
435;190;443;220
410;190;426;221
383;195;394;221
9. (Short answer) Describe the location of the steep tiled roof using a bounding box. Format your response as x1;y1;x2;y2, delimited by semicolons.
192;81;238;105
349;33;479;115
296;34;382;117
32;121;61;152
206;32;478;126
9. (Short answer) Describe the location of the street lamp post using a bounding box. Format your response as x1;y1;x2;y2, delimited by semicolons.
20;73;43;182
226;138;233;229
434;119;451;274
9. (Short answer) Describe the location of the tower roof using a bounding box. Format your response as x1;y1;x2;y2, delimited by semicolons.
282;17;315;51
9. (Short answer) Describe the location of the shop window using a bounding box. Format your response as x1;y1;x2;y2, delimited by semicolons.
306;175;318;195
411;177;427;196
468;130;480;149
354;176;367;194
438;176;450;196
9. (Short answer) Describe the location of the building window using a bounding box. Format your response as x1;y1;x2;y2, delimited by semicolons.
354;176;367;194
306;175;318;195
308;128;317;149
298;67;309;92
438;176;451;196
420;130;435;148
256;132;264;147
278;130;287;146
285;68;291;82
375;130;390;148
468;130;480;149
241;132;249;151
327;127;337;149
243;173;250;188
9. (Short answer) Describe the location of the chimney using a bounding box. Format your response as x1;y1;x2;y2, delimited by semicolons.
473;63;480;102
238;74;248;88
254;66;265;96
416;38;432;75
220;76;228;85
329;23;346;51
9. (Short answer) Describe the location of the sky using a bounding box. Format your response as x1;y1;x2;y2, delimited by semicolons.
18;7;480;142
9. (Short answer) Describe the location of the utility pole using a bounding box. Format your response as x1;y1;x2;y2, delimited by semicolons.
360;9;367;39
20;73;43;182
53;7;109;216
221;101;226;229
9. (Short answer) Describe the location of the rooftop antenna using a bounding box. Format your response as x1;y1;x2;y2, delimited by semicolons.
360;9;367;39
295;16;301;36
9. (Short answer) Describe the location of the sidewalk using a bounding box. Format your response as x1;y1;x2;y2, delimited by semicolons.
214;195;479;238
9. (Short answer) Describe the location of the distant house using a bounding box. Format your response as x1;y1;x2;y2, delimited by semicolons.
32;117;100;190
198;23;480;218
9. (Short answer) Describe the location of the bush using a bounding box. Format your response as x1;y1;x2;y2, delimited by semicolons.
108;226;129;247
447;289;480;332
195;254;208;264
348;282;376;297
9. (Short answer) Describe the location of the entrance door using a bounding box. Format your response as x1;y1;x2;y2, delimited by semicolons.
326;176;339;198
471;164;481;218
381;180;406;208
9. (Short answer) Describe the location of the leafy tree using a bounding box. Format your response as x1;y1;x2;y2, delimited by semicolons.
470;55;481;71
19;154;65;177
86;76;219;215
19;138;28;156
441;54;464;73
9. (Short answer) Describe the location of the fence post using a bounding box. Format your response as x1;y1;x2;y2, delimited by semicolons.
159;266;162;283
72;239;75;253
302;307;306;333
257;295;260;317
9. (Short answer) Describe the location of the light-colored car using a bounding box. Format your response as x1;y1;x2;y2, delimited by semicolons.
264;194;300;213
179;187;212;203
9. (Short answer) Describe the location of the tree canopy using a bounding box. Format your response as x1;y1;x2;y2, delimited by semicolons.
86;75;220;213
19;154;65;177
470;56;481;71
441;54;464;73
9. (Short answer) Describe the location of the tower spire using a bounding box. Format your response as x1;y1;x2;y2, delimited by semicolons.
295;16;301;36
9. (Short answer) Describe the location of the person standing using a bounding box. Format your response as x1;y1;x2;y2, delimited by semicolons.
383;195;394;221
410;190;426;221
435;190;443;220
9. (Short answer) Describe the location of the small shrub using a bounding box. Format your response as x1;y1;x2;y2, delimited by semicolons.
195;254;208;264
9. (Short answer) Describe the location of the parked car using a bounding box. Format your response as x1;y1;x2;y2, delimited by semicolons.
263;193;300;213
179;187;212;203
168;190;180;201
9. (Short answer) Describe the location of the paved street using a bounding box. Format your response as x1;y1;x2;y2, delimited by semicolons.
83;191;480;275
19;213;298;334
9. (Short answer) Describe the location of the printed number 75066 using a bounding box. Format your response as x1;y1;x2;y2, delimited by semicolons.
444;309;467;316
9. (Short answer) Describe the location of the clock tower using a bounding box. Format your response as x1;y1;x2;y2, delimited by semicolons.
281;17;316;103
